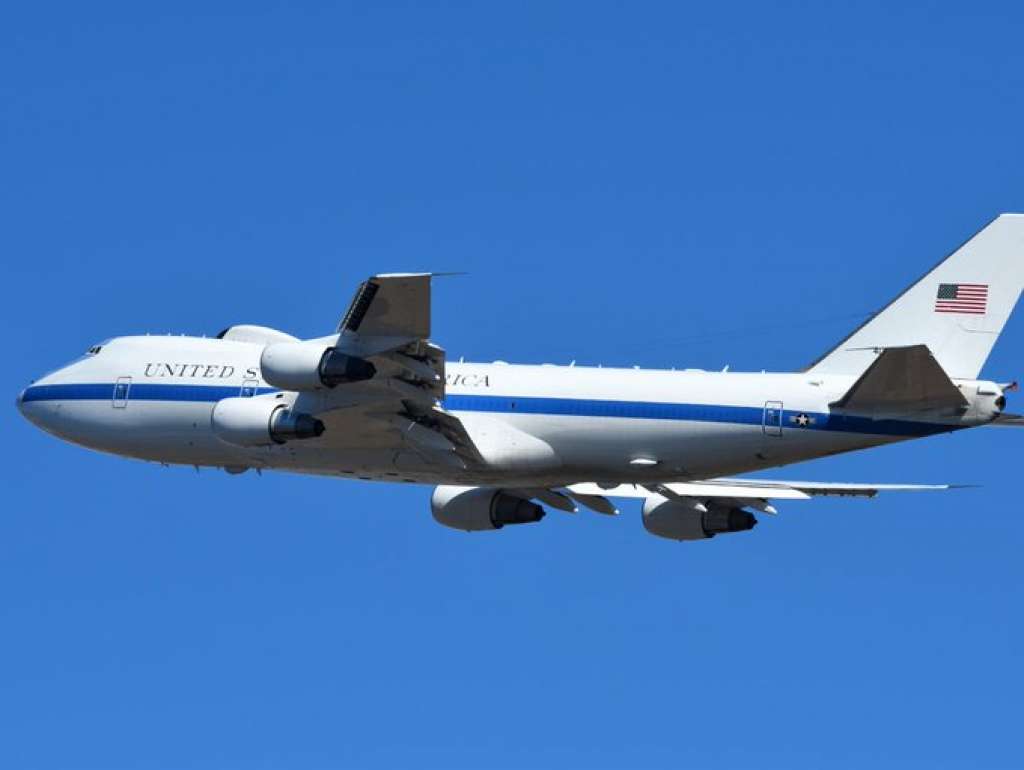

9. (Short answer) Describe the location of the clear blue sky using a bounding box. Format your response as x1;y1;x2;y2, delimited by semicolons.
3;3;1023;768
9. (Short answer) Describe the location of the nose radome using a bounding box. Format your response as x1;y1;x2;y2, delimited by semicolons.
18;360;88;434
16;386;43;428
16;385;44;431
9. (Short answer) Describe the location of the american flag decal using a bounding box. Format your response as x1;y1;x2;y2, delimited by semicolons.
934;283;988;315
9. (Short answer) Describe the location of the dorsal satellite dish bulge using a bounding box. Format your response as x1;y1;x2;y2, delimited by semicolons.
16;217;1024;541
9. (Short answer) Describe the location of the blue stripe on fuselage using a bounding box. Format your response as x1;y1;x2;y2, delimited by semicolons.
21;383;277;403
19;383;959;438
442;395;955;438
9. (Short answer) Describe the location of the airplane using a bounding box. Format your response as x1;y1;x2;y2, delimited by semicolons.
16;215;1024;541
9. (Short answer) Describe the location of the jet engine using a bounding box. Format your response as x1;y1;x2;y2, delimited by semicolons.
431;486;546;531
260;342;376;391
211;397;325;446
642;496;757;541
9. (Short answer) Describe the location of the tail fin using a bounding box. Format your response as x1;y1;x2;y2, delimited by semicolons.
807;214;1024;379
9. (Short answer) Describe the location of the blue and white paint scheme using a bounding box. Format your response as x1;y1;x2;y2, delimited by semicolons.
16;215;1024;541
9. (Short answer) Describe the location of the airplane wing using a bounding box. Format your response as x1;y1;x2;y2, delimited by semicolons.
721;479;957;497
338;273;432;341
299;273;485;468
532;478;958;516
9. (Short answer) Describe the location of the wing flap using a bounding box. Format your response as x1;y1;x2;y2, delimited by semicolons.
566;492;620;516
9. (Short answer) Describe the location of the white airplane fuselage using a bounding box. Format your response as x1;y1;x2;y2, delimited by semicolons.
17;334;1002;487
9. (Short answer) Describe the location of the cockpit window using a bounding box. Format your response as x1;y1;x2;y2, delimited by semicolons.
86;345;103;355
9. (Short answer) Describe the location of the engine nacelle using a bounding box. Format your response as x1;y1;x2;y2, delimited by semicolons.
260;342;376;391
211;397;325;446
642;496;757;541
431;486;546;532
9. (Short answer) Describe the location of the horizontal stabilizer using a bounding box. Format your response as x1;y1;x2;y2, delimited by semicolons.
830;344;968;417
990;412;1024;426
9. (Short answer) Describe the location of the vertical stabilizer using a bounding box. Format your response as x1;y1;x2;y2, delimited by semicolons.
807;214;1024;379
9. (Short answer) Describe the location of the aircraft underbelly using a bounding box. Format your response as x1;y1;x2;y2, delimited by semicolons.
498;413;895;479
28;396;912;485
25;400;227;463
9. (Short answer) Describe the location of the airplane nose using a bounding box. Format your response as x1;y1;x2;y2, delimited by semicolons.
17;382;56;431
16;385;39;428
18;363;85;435
17;381;67;435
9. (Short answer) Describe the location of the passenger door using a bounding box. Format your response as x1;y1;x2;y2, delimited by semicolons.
112;376;131;409
239;378;259;398
763;400;783;437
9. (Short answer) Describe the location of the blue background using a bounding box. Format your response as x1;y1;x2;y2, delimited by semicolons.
3;3;1022;768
